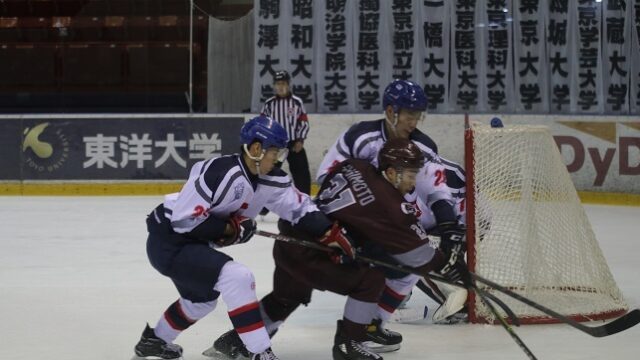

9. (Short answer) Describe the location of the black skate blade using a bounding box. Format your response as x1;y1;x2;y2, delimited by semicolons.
202;346;250;360
131;355;183;360
361;341;400;354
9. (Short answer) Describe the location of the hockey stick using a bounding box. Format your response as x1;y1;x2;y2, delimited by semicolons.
474;286;537;359
475;286;520;327
256;230;517;325
417;278;445;305
470;273;640;338
257;229;640;337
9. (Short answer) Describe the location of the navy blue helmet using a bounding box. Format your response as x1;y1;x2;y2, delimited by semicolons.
240;115;288;149
382;79;428;112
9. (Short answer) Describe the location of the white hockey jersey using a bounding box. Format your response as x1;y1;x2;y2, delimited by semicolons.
412;158;466;231
163;154;318;239
317;119;454;212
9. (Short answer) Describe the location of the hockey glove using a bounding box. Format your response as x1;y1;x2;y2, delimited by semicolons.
438;222;466;258
218;215;257;247
440;257;472;287
319;223;356;264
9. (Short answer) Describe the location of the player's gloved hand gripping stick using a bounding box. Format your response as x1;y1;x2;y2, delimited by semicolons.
256;229;640;338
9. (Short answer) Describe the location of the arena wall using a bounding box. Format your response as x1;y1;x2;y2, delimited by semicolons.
2;113;638;205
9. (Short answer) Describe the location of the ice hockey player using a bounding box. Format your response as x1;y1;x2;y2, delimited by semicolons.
133;116;354;360
207;138;470;360
316;79;468;327
393;157;469;324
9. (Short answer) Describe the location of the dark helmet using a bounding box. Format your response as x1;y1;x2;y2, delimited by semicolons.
273;70;291;83
240;115;288;149
378;138;425;171
382;79;427;112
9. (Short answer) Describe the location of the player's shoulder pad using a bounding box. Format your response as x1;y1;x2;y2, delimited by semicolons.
410;129;439;155
202;155;243;190
441;158;466;188
258;167;292;188
343;119;385;152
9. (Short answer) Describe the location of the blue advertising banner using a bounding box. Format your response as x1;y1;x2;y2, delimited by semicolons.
2;115;243;181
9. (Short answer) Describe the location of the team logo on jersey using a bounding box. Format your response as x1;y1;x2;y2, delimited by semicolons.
410;223;428;240
192;205;209;218
234;183;245;200
400;202;417;215
22;122;69;173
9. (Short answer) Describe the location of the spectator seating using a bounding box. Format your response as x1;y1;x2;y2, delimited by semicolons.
0;0;250;112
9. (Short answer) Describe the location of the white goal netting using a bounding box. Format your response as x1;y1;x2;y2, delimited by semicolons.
467;122;628;324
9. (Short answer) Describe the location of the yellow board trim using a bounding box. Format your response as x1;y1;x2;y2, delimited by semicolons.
1;182;638;206
577;191;640;206
0;182;183;196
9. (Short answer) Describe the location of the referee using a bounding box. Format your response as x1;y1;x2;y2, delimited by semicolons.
261;70;311;194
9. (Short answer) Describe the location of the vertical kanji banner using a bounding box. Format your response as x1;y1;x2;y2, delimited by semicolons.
288;0;317;111
450;0;482;112
417;0;451;112
630;0;640;114
354;0;393;113
574;0;603;113
548;0;577;113
390;0;419;81
603;0;631;113
252;0;286;112
315;0;356;112
513;0;549;113
479;0;515;112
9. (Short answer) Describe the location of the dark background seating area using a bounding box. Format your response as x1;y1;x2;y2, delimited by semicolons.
0;0;252;113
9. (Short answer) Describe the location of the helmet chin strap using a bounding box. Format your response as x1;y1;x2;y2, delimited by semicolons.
243;144;265;175
382;168;403;189
385;110;399;137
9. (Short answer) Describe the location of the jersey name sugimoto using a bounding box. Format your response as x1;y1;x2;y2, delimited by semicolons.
261;94;309;142
317;159;437;268
162;154;317;236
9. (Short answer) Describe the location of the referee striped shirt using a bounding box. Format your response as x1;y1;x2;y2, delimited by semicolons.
261;94;309;142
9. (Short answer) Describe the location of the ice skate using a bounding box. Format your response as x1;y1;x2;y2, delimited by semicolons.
362;318;401;353
333;320;383;360
250;348;280;360
133;324;183;360
202;329;250;359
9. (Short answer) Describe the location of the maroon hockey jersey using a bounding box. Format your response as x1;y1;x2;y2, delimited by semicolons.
317;159;438;269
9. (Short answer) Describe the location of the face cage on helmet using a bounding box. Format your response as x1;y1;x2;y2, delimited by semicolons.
274;147;289;162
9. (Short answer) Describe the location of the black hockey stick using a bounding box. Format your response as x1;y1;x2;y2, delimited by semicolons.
417;278;445;305
258;228;532;356
257;229;640;337
470;273;640;338
474;286;537;359
474;286;520;327
256;230;517;325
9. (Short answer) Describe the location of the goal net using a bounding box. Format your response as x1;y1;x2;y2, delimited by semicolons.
465;120;628;324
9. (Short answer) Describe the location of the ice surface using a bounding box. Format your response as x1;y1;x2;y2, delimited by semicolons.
1;197;638;360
